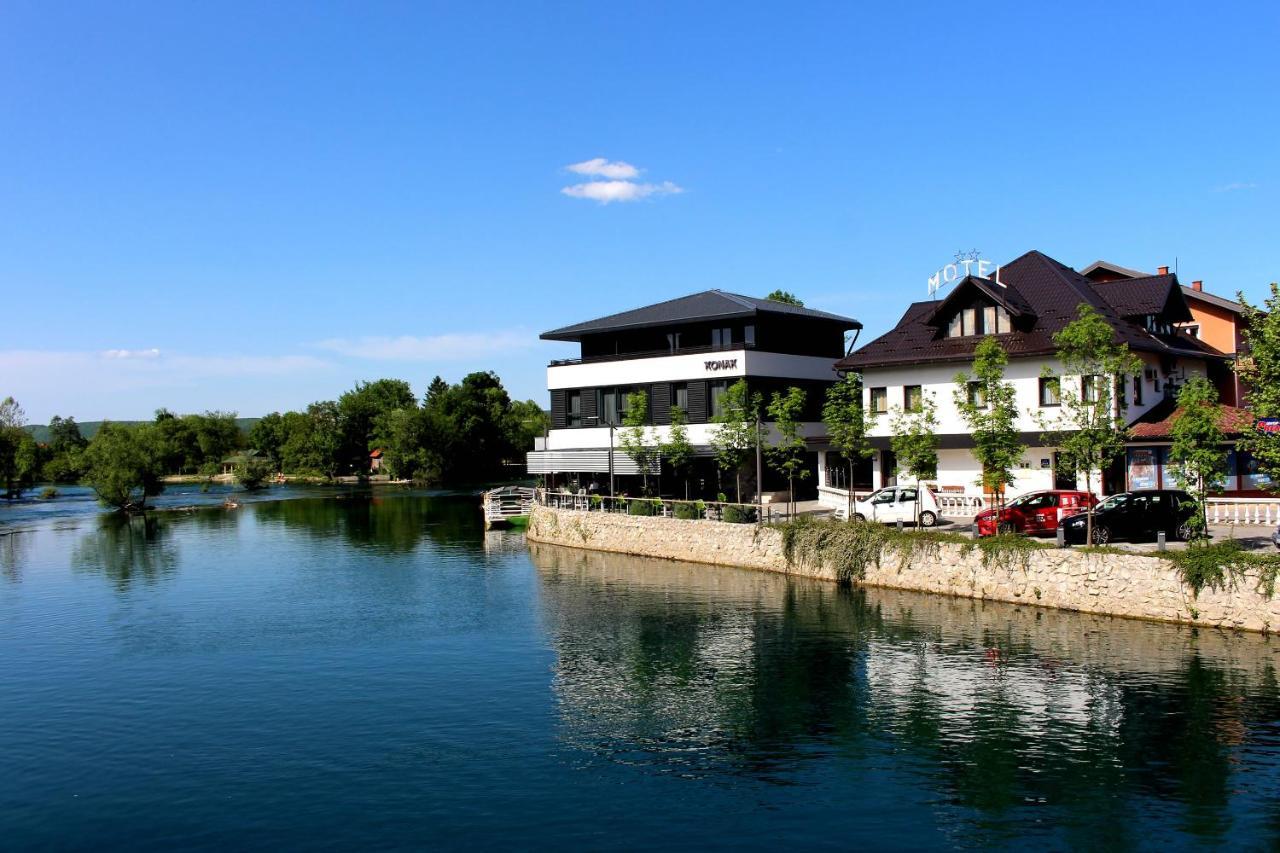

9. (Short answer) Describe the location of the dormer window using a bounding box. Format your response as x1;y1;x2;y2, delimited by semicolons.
945;300;1011;338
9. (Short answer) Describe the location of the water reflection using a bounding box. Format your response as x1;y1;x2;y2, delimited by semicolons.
249;493;480;553
73;514;180;590
1;529;33;582
530;542;1280;847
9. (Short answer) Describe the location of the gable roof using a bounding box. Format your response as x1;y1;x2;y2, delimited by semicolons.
1081;259;1150;280
1183;286;1248;315
839;250;1224;371
922;274;1036;327
1092;274;1194;322
541;289;861;341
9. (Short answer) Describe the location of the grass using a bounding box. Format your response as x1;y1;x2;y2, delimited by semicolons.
777;516;1049;585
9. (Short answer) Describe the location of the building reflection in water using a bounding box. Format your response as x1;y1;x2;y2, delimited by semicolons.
529;541;1280;847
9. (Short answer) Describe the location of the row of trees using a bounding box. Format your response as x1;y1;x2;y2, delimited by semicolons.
0;371;547;511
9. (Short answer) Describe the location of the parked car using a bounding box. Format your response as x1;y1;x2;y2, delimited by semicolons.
974;490;1098;537
1060;489;1198;545
835;485;941;527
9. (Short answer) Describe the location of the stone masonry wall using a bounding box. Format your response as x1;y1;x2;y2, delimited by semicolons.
526;505;1280;633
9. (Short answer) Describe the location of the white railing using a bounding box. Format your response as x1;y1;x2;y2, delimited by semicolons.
1205;497;1280;526
936;493;987;517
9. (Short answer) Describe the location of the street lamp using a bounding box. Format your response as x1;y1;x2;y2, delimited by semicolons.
583;416;616;496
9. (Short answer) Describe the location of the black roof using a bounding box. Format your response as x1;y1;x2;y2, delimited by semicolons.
839;250;1223;371
541;289;861;341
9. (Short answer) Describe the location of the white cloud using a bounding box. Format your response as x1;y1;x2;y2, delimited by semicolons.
561;180;683;204
565;157;639;179
313;331;535;361
103;348;161;359
1213;181;1258;193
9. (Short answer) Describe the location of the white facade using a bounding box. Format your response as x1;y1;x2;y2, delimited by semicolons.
546;349;839;391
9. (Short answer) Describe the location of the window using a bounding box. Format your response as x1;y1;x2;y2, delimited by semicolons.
870;387;888;414
712;327;733;348
898;488;918;503
672;382;689;413
744;324;756;347
1185;325;1200;339
666;332;681;352
600;388;627;425
871;489;896;505
904;385;923;412
1081;376;1098;404
1039;377;1060;407
1133;375;1144;406
945;302;1012;338
567;391;582;427
709;380;730;419
967;381;986;408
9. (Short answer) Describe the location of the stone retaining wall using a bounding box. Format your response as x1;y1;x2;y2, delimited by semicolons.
526;505;1280;633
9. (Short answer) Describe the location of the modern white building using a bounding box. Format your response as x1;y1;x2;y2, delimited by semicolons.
526;290;861;500
822;250;1231;507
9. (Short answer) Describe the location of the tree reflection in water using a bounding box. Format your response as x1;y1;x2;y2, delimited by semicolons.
73;514;180;590
249;493;479;553
529;541;1280;847
1;529;33;582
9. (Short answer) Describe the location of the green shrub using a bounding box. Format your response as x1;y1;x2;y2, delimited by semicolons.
628;499;657;516
674;501;703;520
589;494;602;509
723;505;757;524
1169;540;1280;596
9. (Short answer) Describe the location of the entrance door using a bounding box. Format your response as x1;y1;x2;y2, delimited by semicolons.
882;450;898;487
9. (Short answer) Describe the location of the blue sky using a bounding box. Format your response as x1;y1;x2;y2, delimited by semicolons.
2;1;1277;423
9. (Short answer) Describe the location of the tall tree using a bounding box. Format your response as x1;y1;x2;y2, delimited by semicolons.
43;415;88;483
618;389;657;495
709;379;762;503
766;386;809;519
889;392;940;527
1037;303;1142;544
1167;376;1227;541
662;404;695;499
1237;282;1280;489
764;290;804;306
0;397;30;498
954;336;1025;516
822;372;874;519
82;422;168;511
338;380;416;474
249;412;287;466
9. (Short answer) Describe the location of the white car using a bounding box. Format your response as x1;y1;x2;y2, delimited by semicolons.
835;485;941;527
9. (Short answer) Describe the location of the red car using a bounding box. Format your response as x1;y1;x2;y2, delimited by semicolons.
975;490;1098;537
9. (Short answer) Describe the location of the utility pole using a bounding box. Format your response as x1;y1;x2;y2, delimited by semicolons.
755;412;764;509
608;424;615;497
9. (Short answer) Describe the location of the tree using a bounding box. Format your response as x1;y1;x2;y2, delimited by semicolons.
0;397;30;498
889;391;940;527
662;405;695;499
1037;304;1142;544
765;290;804;306
82;422;168;511
766;386;809;519
709;379;763;503
1237;282;1280;489
234;453;275;491
822;372;874;519
618;389;658;495
249;412;287;466
954;336;1025;517
1167;377;1227;541
338;380;416;474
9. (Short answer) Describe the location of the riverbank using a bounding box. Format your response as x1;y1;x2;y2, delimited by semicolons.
526;504;1280;633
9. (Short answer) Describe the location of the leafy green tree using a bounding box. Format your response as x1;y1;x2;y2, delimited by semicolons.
506;399;550;460
709;379;762;503
424;375;451;408
430;372;521;483
0;397;31;498
1237;282;1280;489
374;406;444;481
1167;377;1227;541
190;411;242;475
338;379;415;474
954;336;1025;514
249;412;287;465
619;389;658;495
822;372;874;519
765;290;804;306
1037;303;1143;544
662;404;695;499
234;454;275;491
889;391;940;526
82;422;168;511
280;402;342;477
766;386;809;518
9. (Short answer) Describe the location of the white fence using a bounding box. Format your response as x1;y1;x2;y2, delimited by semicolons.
1205;498;1280;526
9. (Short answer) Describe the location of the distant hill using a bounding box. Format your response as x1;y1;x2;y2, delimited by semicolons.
26;418;260;444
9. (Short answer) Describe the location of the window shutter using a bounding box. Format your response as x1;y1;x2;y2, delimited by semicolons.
550;390;567;429
581;388;598;422
651;383;671;425
688;381;708;423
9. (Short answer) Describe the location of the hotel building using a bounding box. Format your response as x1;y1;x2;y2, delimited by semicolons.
828;249;1259;504
526;290;861;498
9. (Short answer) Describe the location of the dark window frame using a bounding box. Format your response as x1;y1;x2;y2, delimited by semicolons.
903;385;923;413
1039;376;1060;407
869;387;888;414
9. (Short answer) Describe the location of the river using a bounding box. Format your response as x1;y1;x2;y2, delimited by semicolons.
2;492;1279;849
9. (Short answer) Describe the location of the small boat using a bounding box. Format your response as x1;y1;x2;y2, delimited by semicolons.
482;486;534;529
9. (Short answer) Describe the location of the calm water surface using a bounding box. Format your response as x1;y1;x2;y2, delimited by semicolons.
3;493;1280;850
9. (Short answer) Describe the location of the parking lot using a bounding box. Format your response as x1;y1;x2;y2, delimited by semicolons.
940;515;1278;553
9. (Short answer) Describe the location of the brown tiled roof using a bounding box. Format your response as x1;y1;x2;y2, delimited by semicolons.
1092;274;1193;321
839;250;1226;371
1129;399;1255;439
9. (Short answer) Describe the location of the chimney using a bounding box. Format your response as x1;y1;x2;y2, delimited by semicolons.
1192;280;1203;292
1158;265;1170;275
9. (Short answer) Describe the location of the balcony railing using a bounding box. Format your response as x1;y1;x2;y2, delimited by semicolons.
549;342;757;367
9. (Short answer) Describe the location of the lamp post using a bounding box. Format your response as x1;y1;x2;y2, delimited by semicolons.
755;411;764;509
